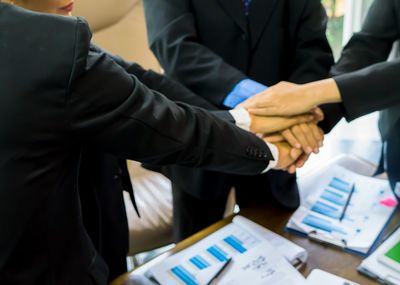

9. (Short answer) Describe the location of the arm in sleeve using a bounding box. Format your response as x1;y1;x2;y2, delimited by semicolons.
322;0;400;130
90;44;220;110
143;0;246;106
68;33;272;175
335;59;400;121
331;0;399;76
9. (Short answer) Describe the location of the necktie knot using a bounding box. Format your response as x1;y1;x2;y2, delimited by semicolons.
243;0;252;16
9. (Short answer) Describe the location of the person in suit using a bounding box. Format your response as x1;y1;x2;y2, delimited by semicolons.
4;0;318;281
242;0;400;186
0;2;311;284
143;0;334;241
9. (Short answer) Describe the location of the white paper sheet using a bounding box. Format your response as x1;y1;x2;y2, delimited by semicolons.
148;223;306;285
287;165;396;254
233;216;307;264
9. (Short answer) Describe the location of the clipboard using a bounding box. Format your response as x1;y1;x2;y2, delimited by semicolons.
286;164;398;256
286;207;398;257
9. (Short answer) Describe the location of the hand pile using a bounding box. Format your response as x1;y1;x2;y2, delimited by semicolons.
239;81;328;174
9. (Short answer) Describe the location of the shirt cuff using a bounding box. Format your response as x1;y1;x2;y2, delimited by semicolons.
229;109;278;173
223;79;268;109
229;108;251;132
262;143;278;173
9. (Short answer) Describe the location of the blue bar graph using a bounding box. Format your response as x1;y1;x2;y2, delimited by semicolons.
171;265;199;285
302;215;347;235
321;190;347;206
329;177;352;193
311;201;341;219
224;235;247;253
189;255;210;270
207;245;229;262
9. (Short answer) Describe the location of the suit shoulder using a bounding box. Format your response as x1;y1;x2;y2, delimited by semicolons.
2;4;91;56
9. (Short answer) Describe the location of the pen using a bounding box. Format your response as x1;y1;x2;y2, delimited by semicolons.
205;258;232;285
339;184;355;222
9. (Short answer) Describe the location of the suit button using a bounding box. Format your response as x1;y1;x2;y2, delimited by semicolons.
113;175;120;180
241;33;247;40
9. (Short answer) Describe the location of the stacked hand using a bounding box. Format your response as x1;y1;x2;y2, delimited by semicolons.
239;80;341;173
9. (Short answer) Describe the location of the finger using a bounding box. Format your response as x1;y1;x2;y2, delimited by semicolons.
287;164;297;174
310;124;324;148
299;123;320;152
295;153;311;168
299;124;319;153
291;125;313;154
263;133;285;143
247;107;276;116
281;129;301;149
293;114;316;125
319;127;325;146
312;107;325;122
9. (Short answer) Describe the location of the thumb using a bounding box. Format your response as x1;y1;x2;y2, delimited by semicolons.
292;114;315;125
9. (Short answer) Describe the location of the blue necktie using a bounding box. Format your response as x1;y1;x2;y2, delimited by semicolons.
243;0;252;16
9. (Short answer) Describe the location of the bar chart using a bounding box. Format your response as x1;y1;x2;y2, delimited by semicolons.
169;228;260;285
301;176;354;235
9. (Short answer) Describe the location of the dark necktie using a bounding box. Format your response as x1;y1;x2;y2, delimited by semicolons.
243;0;252;16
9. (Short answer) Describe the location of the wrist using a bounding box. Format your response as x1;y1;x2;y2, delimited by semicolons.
302;79;342;106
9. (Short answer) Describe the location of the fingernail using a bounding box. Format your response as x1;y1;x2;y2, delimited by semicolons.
319;141;323;147
306;147;313;154
296;143;301;149
314;148;319;154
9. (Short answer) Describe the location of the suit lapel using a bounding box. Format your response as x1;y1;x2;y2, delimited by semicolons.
248;0;279;50
217;0;247;33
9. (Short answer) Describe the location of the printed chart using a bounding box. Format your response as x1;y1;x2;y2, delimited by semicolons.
287;165;397;253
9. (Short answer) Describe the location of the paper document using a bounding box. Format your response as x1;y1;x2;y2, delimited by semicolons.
287;165;396;254
232;216;307;264
306;269;359;285
358;227;400;284
147;222;306;285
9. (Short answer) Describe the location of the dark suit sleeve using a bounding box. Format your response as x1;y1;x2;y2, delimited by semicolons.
68;22;271;175
143;0;246;106
89;44;220;111
331;0;399;76
335;59;400;121
331;0;400;121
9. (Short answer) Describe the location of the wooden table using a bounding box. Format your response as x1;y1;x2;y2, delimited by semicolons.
111;204;400;285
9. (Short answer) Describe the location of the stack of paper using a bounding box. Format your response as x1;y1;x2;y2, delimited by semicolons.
306;269;359;285
146;216;307;285
287;165;397;254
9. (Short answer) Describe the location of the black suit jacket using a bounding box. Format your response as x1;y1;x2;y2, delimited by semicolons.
144;0;333;207
329;0;400;188
0;4;275;284
79;45;237;282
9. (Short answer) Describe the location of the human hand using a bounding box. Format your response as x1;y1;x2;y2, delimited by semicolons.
240;79;341;116
263;123;322;173
281;123;324;154
249;113;315;134
269;141;303;171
